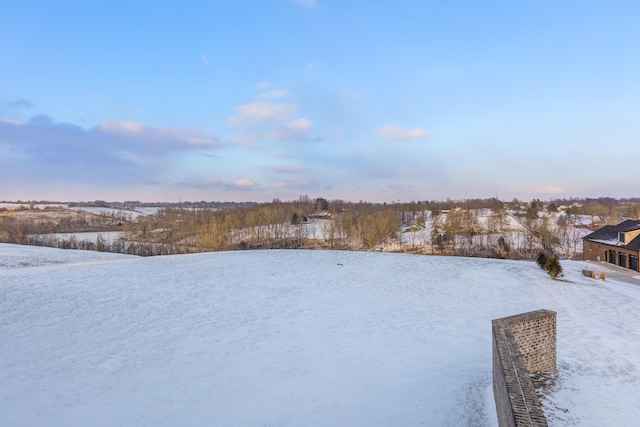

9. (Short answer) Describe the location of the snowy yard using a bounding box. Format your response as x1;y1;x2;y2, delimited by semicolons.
1;244;639;426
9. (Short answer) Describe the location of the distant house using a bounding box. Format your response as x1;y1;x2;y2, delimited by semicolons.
582;219;640;272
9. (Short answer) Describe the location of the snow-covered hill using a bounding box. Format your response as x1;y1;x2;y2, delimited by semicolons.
1;244;639;426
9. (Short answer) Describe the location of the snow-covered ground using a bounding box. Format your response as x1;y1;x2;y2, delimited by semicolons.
0;203;70;210
1;244;639;426
0;243;136;269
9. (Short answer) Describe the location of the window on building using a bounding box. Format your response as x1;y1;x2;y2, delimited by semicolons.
620;233;626;243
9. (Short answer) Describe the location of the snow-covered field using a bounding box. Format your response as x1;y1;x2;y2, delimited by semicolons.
1;244;639;426
0;243;135;269
0;203;70;210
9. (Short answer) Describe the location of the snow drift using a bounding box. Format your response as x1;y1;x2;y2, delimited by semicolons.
1;244;639;426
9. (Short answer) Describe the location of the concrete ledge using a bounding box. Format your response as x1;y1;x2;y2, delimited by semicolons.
492;309;556;427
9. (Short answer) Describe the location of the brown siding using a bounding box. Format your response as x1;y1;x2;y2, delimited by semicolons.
582;241;608;262
583;241;640;272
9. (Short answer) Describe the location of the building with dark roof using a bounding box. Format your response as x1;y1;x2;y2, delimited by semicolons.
582;219;640;272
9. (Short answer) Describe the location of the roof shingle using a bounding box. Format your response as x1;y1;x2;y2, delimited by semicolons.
583;219;640;251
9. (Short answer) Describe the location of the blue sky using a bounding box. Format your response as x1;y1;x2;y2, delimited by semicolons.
1;0;639;202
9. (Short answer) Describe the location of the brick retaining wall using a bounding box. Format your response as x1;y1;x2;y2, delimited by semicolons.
492;309;556;427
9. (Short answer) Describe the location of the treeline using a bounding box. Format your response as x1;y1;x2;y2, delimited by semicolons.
2;196;639;260
120;196;403;252
0;210;125;244
23;233;185;256
101;196;639;258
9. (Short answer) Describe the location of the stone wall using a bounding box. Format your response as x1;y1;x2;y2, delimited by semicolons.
492;309;556;427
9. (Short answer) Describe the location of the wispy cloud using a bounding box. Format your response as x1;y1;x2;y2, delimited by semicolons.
265;118;314;141
229;132;260;149
257;90;290;100
230;83;320;145
230;102;297;125
6;99;35;110
184;177;259;191
233;178;257;188
0;115;223;186
269;165;306;174
200;53;210;66
291;0;317;8
255;81;276;90
0;117;22;125
535;186;567;195
100;120;221;148
378;125;428;142
273;179;314;189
